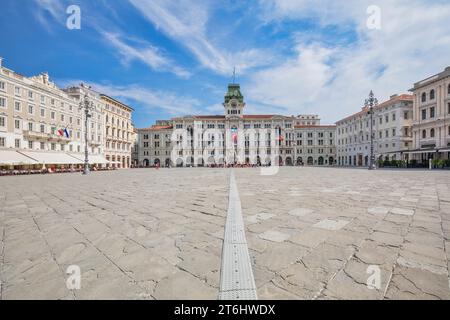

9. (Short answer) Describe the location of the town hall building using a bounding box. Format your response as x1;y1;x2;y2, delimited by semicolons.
136;83;336;167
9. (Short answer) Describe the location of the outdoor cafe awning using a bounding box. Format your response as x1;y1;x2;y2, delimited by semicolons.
69;153;109;164
0;149;38;165
18;151;84;165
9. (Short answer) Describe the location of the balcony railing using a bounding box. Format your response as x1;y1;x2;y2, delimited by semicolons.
23;130;71;143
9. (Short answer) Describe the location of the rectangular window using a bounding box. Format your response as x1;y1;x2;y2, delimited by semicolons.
28;105;34;114
430;107;435;118
40;124;45;133
15;139;20;148
15;101;21;111
0;81;5;91
0;137;5;147
0;97;6;108
392;113;396;121
0;117;5;127
28;141;33;149
15;119;20;129
40;142;45;150
15;86;21;96
422;109;426;120
28;91;33;99
40;108;45;117
404;112;408;119
28;122;33;131
40;95;45;104
51;111;55;120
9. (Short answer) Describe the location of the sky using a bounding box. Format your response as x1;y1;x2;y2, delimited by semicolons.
1;0;450;128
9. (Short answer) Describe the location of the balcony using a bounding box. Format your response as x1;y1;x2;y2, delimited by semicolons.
89;140;102;147
23;130;71;143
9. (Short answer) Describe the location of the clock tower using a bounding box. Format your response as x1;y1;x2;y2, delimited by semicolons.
224;83;245;118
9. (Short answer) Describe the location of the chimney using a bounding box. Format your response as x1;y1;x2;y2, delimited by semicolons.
42;72;49;84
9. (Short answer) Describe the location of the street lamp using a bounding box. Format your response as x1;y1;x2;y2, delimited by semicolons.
79;93;95;175
365;90;378;170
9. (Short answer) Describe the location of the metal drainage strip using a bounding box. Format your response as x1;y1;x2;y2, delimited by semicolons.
218;171;258;300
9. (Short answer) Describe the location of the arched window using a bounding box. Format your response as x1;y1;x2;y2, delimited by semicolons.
421;92;426;103
422;130;427;139
430;89;435;100
430;128;435;138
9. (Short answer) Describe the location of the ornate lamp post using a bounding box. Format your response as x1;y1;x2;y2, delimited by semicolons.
365;90;378;170
79;93;95;175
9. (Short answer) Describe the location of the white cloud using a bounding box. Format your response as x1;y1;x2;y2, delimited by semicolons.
33;0;66;31
94;83;201;116
102;32;191;79
59;80;201;117
247;44;333;111
33;0;191;78
248;0;450;123
129;0;272;75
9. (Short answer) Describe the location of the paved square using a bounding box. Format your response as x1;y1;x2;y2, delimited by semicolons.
1;167;450;300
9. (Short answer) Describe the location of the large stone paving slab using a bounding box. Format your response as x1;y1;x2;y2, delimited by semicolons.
1;167;450;300
0;169;228;300
234;167;450;300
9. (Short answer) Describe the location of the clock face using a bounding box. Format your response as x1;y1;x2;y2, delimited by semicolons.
231;102;237;108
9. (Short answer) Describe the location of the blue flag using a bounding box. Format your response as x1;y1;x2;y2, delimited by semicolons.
64;128;70;138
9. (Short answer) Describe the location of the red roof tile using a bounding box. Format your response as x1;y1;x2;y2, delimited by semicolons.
139;125;173;131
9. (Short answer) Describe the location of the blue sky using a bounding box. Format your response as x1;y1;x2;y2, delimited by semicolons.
1;0;450;128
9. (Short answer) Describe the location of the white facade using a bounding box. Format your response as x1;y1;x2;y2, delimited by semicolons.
410;66;450;163
336;94;413;166
64;84;106;157
137;84;336;167
0;65;84;157
0;60;132;168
